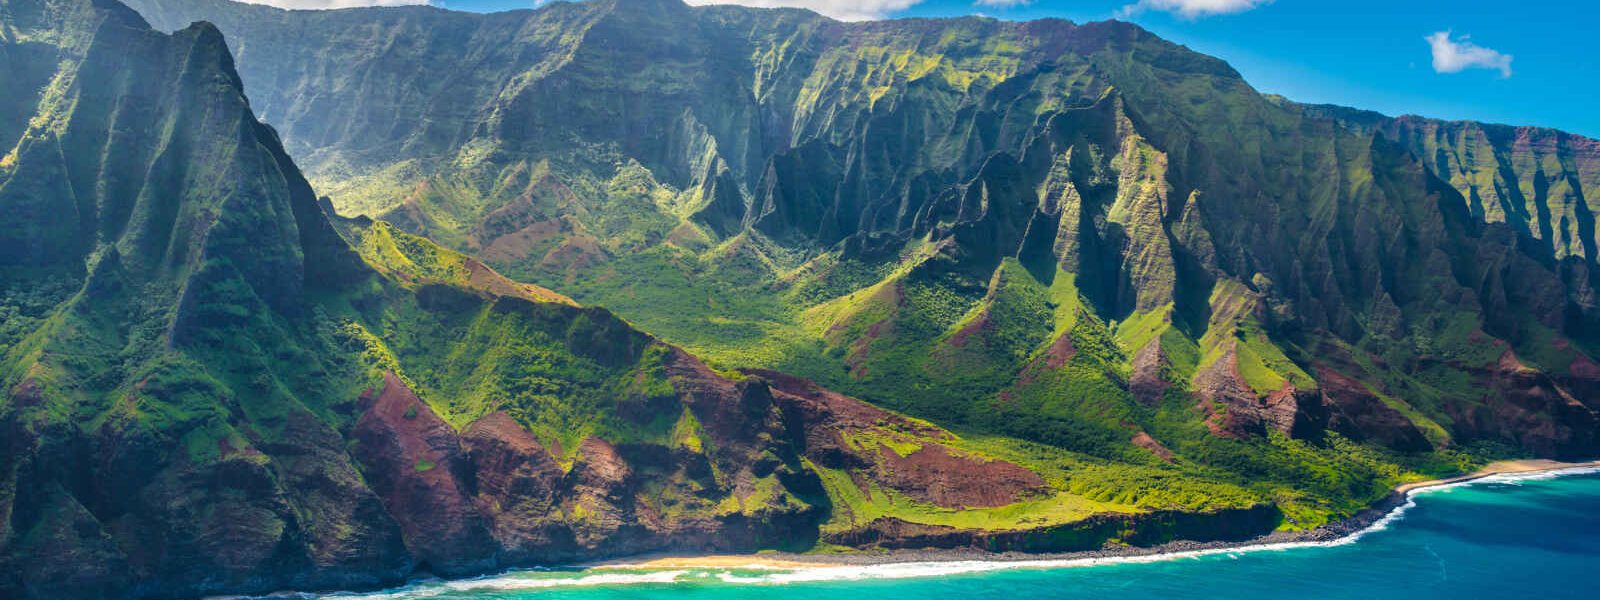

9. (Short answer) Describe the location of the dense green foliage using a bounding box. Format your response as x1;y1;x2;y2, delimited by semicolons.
112;0;1600;532
5;1;1600;597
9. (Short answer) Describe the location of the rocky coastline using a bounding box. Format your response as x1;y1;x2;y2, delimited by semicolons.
590;460;1600;570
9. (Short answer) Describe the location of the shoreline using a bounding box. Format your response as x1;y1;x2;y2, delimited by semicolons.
594;459;1600;571
1390;459;1600;493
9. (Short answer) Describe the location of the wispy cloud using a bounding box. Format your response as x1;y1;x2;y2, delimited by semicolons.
1426;31;1512;78
682;0;926;21
974;0;1031;7
1119;0;1269;19
231;0;429;9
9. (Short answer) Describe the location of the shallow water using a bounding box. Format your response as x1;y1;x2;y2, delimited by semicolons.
321;469;1600;600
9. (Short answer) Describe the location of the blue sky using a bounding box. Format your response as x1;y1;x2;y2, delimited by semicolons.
278;0;1599;137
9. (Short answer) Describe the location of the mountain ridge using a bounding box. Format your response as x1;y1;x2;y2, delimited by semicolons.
117;0;1600;270
1;2;1347;598
4;0;1599;597
110;0;1599;469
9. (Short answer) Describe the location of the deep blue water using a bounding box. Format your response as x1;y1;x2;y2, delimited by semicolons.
331;469;1600;600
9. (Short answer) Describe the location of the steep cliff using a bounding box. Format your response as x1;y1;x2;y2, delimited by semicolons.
117;0;1599;463
2;2;1341;598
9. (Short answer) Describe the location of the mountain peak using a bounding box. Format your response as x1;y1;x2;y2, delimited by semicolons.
596;0;697;19
7;1;1600;598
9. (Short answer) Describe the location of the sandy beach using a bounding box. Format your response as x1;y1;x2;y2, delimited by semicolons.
1393;459;1600;493
594;555;847;569
592;459;1600;572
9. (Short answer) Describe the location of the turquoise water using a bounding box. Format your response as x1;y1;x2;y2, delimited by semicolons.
330;469;1600;600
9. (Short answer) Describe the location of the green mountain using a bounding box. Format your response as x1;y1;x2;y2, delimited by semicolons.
4;0;1598;597
2;1;1303;598
120;0;1598;456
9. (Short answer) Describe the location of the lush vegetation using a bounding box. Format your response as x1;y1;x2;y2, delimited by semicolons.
116;0;1600;534
5;2;1600;598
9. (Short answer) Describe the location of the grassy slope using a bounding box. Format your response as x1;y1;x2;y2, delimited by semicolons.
102;0;1600;536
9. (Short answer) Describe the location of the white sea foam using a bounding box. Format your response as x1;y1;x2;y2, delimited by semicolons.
302;466;1599;596
1469;465;1600;485
319;570;696;599
440;569;690;591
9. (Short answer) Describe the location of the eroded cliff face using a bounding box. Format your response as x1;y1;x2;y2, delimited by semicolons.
113;0;1600;469
0;1;1031;597
756;369;1049;509
0;6;1278;596
6;0;1600;597
341;366;823;574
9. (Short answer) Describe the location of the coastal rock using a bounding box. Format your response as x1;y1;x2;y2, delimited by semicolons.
824;504;1282;553
755;370;1048;508
351;373;497;575
8;0;1600;598
1193;347;1324;439
1462;352;1600;458
462;412;571;561
872;443;1048;509
1317;367;1432;452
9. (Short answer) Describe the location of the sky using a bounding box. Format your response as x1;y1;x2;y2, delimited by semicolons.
239;0;1600;137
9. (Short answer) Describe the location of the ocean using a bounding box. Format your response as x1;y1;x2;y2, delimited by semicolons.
320;469;1600;600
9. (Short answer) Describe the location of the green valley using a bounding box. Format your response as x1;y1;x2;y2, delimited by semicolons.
120;0;1599;480
2;0;1598;598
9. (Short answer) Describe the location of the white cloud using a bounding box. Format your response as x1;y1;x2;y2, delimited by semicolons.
974;0;1030;7
1120;0;1269;19
682;0;926;21
1426;31;1512;78
231;0;429;9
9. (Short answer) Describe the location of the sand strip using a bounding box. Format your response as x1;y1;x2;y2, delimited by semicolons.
593;555;845;570
1395;459;1600;494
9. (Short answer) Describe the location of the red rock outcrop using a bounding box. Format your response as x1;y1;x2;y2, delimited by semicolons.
1127;341;1169;406
1315;366;1431;452
351;373;496;575
751;370;1048;509
336;361;830;574
462;412;569;560
1452;352;1600;458
1192;348;1324;439
1131;431;1176;463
